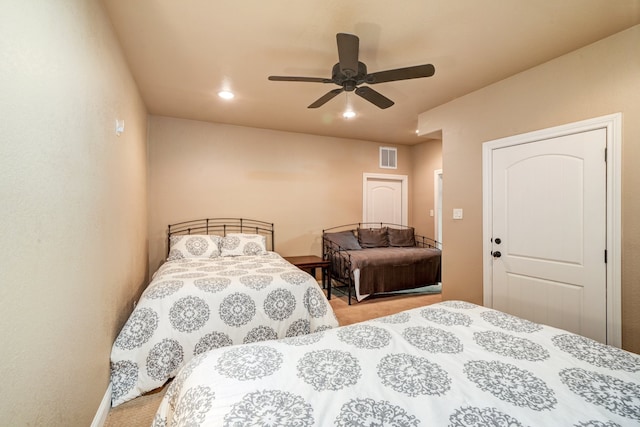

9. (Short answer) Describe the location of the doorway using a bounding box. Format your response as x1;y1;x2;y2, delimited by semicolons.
362;173;408;225
434;169;442;243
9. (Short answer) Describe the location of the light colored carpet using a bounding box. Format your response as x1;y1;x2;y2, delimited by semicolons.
104;384;167;427
104;288;442;426
328;284;442;326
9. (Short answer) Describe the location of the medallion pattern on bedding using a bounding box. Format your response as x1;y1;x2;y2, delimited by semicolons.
153;302;640;427
167;235;222;260
110;252;338;406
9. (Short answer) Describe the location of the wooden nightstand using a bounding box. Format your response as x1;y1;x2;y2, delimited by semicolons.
283;255;332;299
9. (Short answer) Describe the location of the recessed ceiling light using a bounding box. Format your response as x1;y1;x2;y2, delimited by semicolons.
218;91;234;100
343;110;356;119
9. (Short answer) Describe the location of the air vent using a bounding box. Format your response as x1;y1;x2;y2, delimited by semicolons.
380;147;397;169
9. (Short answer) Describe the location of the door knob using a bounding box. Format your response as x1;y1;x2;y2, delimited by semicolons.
494;238;501;244
492;251;502;258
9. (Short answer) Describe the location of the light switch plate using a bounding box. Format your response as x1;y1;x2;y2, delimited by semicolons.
453;208;463;220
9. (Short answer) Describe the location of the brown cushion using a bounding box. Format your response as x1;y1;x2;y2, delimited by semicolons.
388;227;416;247
324;231;362;250
357;227;389;248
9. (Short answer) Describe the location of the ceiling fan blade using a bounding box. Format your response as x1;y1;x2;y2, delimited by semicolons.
336;33;359;77
355;86;394;109
366;64;435;84
308;88;344;108
268;76;333;83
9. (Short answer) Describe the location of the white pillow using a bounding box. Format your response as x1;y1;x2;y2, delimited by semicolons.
167;235;222;260
221;233;268;256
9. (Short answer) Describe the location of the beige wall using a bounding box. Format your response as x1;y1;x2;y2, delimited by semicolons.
147;116;417;272
411;140;443;240
0;1;148;425
419;25;640;353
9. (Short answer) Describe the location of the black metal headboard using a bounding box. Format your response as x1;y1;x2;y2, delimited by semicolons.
323;222;413;233
167;218;275;255
323;222;441;250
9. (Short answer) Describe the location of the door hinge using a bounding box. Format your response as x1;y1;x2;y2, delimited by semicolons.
604;249;607;263
604;147;607;162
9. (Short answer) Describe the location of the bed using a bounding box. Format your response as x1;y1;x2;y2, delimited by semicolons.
323;223;441;304
110;218;339;407
152;300;640;426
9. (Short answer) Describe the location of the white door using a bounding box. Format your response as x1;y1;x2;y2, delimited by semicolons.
491;128;606;342
363;174;407;225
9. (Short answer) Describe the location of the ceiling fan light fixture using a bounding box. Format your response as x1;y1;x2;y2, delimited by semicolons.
343;91;355;119
218;90;234;100
343;110;356;119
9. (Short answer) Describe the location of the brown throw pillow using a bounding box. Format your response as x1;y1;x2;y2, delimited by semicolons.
324;231;362;250
357;227;389;248
388;227;416;247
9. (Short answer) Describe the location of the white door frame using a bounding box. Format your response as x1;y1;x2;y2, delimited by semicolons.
482;113;621;347
362;173;408;225
434;169;443;242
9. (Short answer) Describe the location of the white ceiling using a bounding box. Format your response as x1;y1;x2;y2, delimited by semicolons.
102;0;640;144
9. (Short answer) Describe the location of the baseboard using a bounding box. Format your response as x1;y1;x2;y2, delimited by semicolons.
90;383;112;427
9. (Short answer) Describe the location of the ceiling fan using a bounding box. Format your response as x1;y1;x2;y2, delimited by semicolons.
268;33;435;109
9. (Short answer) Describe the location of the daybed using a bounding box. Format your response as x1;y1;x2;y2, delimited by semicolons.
323;223;441;304
153;301;640;426
110;218;338;407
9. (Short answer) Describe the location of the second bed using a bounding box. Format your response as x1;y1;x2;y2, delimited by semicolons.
110;218;338;406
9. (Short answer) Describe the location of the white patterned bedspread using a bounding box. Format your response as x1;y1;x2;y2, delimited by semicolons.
153;301;640;427
110;252;338;406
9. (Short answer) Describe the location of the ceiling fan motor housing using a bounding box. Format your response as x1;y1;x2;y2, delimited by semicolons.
331;62;368;91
